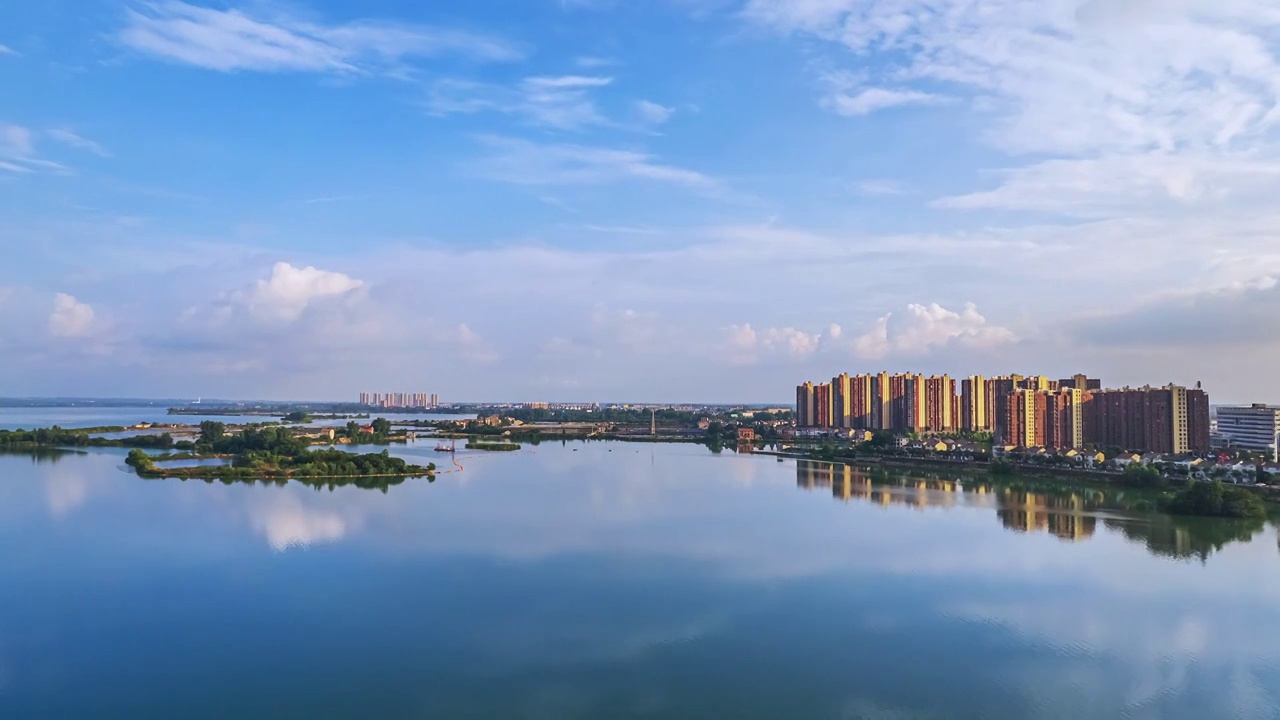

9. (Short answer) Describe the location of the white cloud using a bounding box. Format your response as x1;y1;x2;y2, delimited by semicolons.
934;153;1280;216
827;87;948;116
471;136;720;190
426;75;612;130
119;1;520;74
246;262;364;322
635;99;675;124
45;128;112;158
745;0;1280;216
49;293;96;338
724;323;824;364
851;302;1016;359
0;44;15;56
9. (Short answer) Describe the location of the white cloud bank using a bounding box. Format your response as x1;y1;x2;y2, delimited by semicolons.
852;303;1018;360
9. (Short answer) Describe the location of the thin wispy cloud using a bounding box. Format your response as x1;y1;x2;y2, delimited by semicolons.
471;135;720;190
827;87;948;116
575;55;616;68
856;180;904;196
426;75;613;130
0;125;68;174
118;1;521;74
46;128;112;158
0;44;16;56
634;100;675;125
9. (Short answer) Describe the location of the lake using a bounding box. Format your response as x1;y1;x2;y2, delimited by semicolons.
1;436;1279;718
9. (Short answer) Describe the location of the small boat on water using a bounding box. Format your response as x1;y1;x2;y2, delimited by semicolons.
434;441;456;452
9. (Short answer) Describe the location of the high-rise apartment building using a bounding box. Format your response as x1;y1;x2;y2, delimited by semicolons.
815;383;833;428
832;373;852;429
1002;389;1046;448
359;392;440;409
796;382;815;427
925;375;956;432
961;375;991;432
1083;385;1210;454
850;374;873;430
1044;388;1086;450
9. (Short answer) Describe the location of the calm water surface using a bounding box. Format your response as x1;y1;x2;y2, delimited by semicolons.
0;406;469;431
2;435;1279;718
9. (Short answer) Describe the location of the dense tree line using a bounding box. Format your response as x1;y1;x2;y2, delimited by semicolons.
1162;480;1267;519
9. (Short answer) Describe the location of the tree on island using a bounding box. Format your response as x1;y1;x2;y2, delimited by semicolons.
1163;480;1267;520
199;421;226;444
283;411;312;423
371;417;392;435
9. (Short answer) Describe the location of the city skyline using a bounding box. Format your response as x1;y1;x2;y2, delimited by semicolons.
3;2;1280;402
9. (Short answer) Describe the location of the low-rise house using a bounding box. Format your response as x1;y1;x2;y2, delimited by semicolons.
1112;454;1142;468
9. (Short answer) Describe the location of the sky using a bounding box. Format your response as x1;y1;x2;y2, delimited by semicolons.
1;0;1279;403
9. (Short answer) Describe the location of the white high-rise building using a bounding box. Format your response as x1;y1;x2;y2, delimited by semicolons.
1217;404;1280;454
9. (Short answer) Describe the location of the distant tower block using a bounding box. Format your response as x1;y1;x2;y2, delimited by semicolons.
651;409;657;436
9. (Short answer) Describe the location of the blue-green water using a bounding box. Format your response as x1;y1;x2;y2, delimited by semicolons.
2;440;1279;718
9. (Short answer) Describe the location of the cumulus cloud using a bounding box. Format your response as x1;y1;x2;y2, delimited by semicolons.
48;293;96;338
851;302;1017;359
119;0;520;74
724;323;824;364
246;262;364;323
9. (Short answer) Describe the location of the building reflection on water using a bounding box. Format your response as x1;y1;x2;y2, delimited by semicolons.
797;460;1099;543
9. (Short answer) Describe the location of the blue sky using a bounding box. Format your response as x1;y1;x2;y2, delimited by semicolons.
2;0;1279;402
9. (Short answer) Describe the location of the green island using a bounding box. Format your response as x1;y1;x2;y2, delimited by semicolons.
126;447;433;481
126;423;433;480
3;420;433;482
